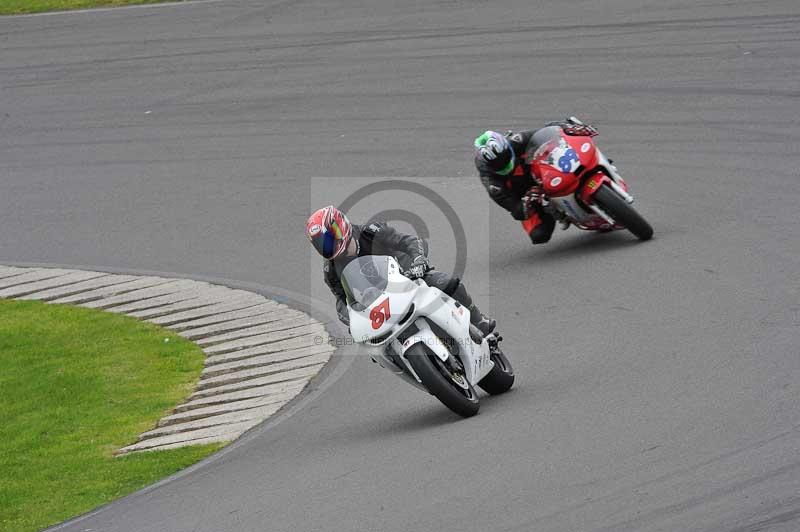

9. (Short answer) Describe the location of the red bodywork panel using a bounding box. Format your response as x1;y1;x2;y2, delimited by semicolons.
578;171;612;204
530;132;599;198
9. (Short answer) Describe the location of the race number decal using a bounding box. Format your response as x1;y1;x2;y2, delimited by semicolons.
370;298;391;329
557;148;580;173
549;139;581;174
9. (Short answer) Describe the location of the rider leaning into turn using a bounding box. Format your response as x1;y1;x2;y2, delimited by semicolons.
473;117;597;245
306;206;496;336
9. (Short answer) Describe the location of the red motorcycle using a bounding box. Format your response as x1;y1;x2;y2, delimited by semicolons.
529;121;653;240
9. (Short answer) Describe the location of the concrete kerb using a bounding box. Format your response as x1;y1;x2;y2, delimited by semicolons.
0;261;355;460
3;261;356;532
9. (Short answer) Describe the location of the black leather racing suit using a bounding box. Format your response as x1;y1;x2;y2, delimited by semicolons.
323;222;487;327
475;126;562;243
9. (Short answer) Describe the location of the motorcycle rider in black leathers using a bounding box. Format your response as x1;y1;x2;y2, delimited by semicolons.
305;205;496;336
474;117;597;244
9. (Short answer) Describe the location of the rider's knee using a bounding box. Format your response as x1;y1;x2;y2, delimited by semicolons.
441;275;460;296
528;216;555;244
447;278;473;308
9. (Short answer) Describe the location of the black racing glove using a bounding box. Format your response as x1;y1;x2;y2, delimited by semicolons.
405;255;430;279
521;185;548;219
562;116;598;137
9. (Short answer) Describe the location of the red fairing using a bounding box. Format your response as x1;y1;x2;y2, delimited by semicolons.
578;171;613;204
530;131;599;198
570;135;599;169
520;123;654;239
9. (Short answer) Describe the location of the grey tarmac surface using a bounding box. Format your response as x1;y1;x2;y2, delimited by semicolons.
1;1;799;531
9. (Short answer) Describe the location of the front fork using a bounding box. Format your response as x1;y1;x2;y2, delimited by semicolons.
486;333;503;356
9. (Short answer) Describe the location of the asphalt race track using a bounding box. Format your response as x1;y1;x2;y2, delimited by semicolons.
2;1;799;531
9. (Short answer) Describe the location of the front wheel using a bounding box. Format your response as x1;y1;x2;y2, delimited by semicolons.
478;346;515;395
405;344;480;417
592;184;653;241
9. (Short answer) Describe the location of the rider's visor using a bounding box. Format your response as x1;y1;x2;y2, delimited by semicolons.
312;230;339;259
496;150;516;175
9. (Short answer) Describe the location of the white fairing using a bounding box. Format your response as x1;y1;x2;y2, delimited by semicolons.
345;256;495;390
348;257;417;343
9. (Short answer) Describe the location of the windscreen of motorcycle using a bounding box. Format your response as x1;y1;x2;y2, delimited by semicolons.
531;133;598;197
341;255;392;309
531;138;577;196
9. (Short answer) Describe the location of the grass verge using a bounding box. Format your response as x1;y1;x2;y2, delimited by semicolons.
0;0;177;15
0;299;222;532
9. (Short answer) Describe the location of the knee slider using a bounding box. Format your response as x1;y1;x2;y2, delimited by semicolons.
529;231;552;244
529;224;553;244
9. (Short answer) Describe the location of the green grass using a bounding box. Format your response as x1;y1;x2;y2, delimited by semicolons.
0;0;177;15
0;299;222;532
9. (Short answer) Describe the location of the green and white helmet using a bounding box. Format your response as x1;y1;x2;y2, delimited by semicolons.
474;131;515;175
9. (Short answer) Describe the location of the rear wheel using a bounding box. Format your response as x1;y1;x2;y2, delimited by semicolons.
593;184;653;240
478;346;515;395
406;343;480;418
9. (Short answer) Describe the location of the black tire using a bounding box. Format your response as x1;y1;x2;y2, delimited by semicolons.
478;348;515;395
593;184;654;241
406;343;480;418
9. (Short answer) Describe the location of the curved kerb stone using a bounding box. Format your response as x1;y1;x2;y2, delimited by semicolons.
0;265;333;455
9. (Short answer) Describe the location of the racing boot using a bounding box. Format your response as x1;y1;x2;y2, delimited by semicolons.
530;211;556;244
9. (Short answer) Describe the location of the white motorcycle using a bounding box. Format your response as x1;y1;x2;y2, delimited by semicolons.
342;255;514;417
